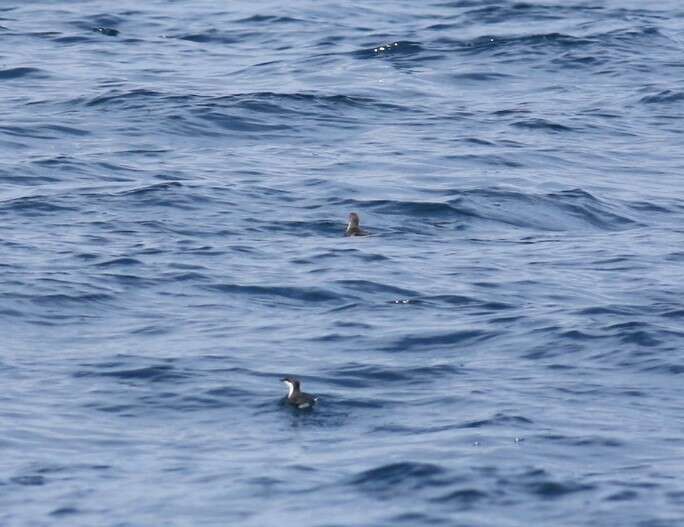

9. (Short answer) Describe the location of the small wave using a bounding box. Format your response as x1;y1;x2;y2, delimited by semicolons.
75;364;187;383
10;475;46;486
53;35;93;44
459;3;575;24
640;90;684;104
44;124;90;136
437;32;594;56
73;14;125;28
391;512;453;525
384;329;491;351
30;292;114;306
94;257;144;268
325;362;459;387
520;470;595;498
351;462;446;493
460;412;533;429
527;479;594;498
205;283;342;303
430;488;488;505
552;52;604;68
116;181;183;196
172;30;239;44
334;280;418;297
450;71;514;82
458;188;636;231
511;118;575;132
85;88;164;108
0;67;46;80
662;309;684;319
341;187;638;232
235;15;303;24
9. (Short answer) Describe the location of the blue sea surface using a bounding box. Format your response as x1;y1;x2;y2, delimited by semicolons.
2;0;684;525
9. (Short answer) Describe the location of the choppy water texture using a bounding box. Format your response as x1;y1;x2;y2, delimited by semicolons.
2;0;684;525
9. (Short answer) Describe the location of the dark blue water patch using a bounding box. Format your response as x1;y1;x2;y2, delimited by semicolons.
50;507;80;517
460;412;533;429
421;294;511;310
293;248;390;264
457;2;601;25
350;462;449;496
192;112;280;135
75;364;188;383
324;362;461;388
235;14;303;24
46;125;91;138
10;475;46;486
0;123;89;141
525;478;595;499
128;323;175;336
84;88;166;108
0;67;46;79
81;89;415;118
442;153;525;169
53;35;94;44
334;280;418;298
163;270;211;282
617;329;663;347
430;488;488;507
204;283;344;304
606;490;639;501
171;30;240;44
511;118;575;132
115;181;182;196
0;125;53;140
383;329;492;352
390;512;453;525
642;363;684;375
29;292;115;306
450;71;516;82
90;182;215;211
551;51;606;69
576;304;642;317
599;25;675;50
640;90;684;104
662;309;684;319
627;201;675;215
93;257;144;268
434;32;595;57
0;307;23;317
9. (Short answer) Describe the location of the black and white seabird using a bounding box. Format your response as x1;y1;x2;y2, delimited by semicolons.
281;377;317;409
345;212;368;237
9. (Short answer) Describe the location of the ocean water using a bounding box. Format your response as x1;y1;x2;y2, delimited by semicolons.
2;0;684;525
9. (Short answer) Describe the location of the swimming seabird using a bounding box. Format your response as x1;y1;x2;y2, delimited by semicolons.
281;377;318;409
345;212;368;237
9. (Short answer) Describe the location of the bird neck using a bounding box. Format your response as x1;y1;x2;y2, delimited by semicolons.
286;382;296;398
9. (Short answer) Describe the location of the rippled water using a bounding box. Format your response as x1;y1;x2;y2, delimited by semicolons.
2;1;684;525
